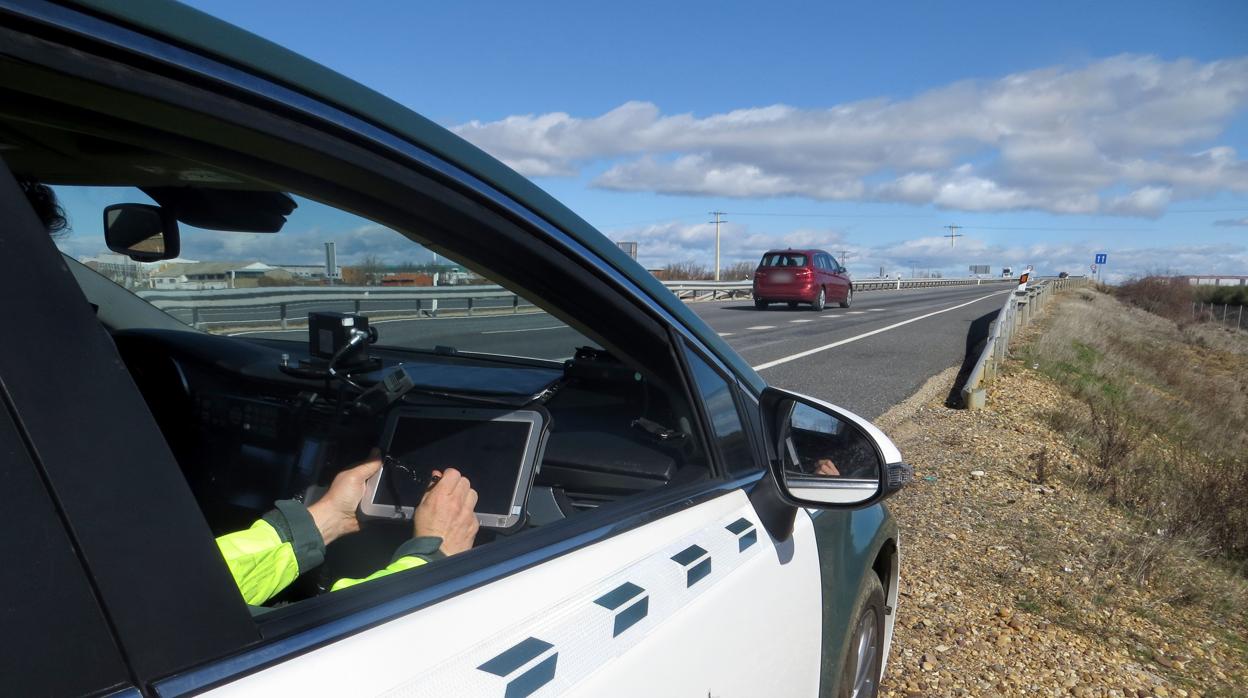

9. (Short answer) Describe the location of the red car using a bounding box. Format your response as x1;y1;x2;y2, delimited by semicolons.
752;249;853;311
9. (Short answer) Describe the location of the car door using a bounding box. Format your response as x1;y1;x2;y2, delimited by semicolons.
200;347;821;698
830;256;851;300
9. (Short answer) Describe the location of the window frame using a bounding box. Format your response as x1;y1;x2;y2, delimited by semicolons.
676;338;766;477
2;10;770;690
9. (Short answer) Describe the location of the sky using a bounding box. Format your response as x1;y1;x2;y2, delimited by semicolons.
74;1;1248;281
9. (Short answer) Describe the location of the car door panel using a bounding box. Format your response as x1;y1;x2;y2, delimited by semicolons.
207;490;821;697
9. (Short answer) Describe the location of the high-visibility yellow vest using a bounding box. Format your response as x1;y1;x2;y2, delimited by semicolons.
214;499;442;606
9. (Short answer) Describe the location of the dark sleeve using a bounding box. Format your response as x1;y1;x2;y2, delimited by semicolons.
261;499;327;574
390;536;447;564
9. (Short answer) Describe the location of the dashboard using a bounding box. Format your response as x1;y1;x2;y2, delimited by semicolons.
112;326;705;599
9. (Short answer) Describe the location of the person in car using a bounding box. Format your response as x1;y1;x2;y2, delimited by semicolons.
17;180;479;606
218;453;480;606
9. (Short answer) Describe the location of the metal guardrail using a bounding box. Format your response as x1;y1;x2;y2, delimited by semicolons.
138;276;1021;328
663;276;1016;300
959;276;1090;409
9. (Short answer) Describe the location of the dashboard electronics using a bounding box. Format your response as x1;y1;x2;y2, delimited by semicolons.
308;311;376;367
361;406;548;529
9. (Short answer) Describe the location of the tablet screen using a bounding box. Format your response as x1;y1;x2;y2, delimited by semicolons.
377;415;533;515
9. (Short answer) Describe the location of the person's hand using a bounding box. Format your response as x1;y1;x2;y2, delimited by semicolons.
815;458;841;477
307;450;381;545
413;468;479;556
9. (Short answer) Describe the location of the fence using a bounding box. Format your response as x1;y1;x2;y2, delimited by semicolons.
140;276;1020;329
663;276;1015;301
1190;302;1246;332
959;276;1090;409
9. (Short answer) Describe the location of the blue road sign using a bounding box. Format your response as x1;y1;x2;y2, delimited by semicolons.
1095;253;1108;264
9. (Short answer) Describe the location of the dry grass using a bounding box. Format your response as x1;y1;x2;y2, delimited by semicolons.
1020;289;1248;569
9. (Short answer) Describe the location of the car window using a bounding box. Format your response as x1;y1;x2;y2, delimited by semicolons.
50;186;596;362
11;114;718;626
760;252;807;267
682;342;759;475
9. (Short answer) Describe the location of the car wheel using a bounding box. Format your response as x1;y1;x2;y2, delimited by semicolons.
787;301;798;309
812;287;826;311
754;299;769;310
837;573;885;698
839;286;853;308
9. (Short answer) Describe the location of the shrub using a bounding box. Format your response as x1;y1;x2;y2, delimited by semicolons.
1114;275;1193;321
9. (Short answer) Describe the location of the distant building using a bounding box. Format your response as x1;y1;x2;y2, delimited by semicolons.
273;263;330;279
149;261;294;289
380;272;433;287
80;252;194;289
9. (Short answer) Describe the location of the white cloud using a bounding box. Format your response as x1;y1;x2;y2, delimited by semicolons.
609;220;1248;283
454;55;1248;216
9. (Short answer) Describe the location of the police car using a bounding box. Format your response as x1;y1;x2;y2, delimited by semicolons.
0;2;908;696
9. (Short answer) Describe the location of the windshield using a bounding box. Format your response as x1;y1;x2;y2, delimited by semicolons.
49;185;595;361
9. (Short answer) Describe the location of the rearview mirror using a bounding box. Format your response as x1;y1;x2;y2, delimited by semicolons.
104;203;179;262
760;388;911;508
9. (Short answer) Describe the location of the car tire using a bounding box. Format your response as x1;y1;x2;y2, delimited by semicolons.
812;287;826;311
787;301;798;309
754;299;769;310
839;286;853;308
836;573;886;698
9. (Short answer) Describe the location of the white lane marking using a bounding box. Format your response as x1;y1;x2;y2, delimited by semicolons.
752;291;1008;371
718;332;734;337
847;311;865;315
746;325;776;330
480;325;567;334
867;308;886;312
820;315;843;318
789;319;813;323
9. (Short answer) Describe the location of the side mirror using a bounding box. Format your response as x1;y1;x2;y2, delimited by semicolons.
104;204;179;262
760;387;911;508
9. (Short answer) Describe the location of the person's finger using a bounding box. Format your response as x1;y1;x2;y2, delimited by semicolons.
466;488;479;510
352;457;382;480
438;468;462;488
452;475;472;500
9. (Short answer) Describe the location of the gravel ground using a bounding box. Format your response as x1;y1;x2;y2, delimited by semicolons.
873;332;1248;697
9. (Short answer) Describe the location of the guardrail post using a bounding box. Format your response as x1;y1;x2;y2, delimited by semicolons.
280;302;287;330
513;295;520;314
191;306;200;329
354;299;362;315
467;297;474;317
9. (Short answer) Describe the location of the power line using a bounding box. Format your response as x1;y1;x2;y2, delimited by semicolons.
943;224;963;248
960;225;1156;232
723;211;934;219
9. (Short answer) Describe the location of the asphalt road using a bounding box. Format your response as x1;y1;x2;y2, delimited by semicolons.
238;284;1008;420
686;285;1007;418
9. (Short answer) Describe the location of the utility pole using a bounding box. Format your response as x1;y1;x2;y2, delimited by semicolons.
943;224;963;248
838;250;852;268
709;211;726;280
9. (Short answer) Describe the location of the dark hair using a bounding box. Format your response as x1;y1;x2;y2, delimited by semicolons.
16;177;69;236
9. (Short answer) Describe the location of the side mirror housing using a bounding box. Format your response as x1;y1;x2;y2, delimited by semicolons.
104;203;179;262
759;387;912;509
